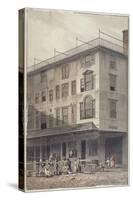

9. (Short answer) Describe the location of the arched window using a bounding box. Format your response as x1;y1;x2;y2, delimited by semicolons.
80;95;95;119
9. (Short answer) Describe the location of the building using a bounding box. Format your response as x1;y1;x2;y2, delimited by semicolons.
27;30;128;168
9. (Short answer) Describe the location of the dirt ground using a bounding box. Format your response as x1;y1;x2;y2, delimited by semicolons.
26;168;128;191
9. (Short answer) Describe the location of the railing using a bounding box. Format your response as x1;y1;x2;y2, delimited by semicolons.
27;37;126;73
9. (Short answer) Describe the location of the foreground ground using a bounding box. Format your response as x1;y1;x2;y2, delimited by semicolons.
26;168;128;191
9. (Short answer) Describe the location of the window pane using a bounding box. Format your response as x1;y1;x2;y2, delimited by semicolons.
41;112;47;129
62;83;69;97
84;72;93;91
62;64;69;79
110;100;117;118
80;78;85;92
56;108;60;126
49;90;53;102
62;107;68;125
41;90;46;102
71;80;76;95
56;85;60;99
110;74;116;91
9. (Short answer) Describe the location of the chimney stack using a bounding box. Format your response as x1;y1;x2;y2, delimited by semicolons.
123;30;128;54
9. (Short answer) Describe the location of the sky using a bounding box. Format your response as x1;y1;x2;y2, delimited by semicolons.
27;8;128;67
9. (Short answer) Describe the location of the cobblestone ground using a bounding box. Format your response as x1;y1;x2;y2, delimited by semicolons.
26;168;128;191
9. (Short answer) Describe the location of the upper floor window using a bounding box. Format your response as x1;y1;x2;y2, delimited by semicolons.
35;110;40;129
40;71;47;83
71;104;77;124
56;108;60;126
27;105;34;130
110;74;116;91
62;64;69;79
56;85;60;99
80;78;85;92
62;107;68;125
41;112;47;129
109;99;117;119
84;71;94;91
49;90;53;102
80;95;95;119
49;114;53;128
71;80;76;95
110;55;116;70
41;90;46;102
62;83;69;98
81;54;95;67
35;92;39;104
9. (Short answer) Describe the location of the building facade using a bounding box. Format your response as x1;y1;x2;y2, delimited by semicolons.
27;31;128;168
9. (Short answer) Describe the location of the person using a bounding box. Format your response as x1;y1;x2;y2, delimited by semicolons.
67;158;72;173
77;158;81;173
106;157;110;168
110;154;116;168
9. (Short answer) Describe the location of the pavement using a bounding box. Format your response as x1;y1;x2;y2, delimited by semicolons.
26;168;128;191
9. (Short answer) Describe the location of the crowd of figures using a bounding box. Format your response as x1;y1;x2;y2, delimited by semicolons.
37;157;82;177
29;153;117;177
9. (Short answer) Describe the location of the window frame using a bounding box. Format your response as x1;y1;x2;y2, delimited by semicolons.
80;96;95;119
62;83;69;98
109;99;117;119
49;90;53;102
71;80;76;95
109;74;117;91
62;64;69;79
56;85;60;99
62;106;68;125
35;92;39;104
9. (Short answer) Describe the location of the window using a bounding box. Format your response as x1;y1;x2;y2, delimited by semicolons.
110;99;117;118
49;114;53;128
40;71;47;82
62;64;69;79
27;105;34;130
110;74;116;91
80;54;95;68
80;95;95;119
41;90;46;102
35;110;40;129
71;104;76;123
62;107;68;125
35;92;39;104
41;112;47;129
88;140;98;156
84;71;94;91
80;78;85;92
85;54;95;64
56;108;60;126
62;83;69;97
56;85;60;99
71;80;76;95
110;55;116;70
49;90;53;102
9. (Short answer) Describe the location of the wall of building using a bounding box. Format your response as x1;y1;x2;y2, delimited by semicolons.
27;51;100;130
99;50;128;133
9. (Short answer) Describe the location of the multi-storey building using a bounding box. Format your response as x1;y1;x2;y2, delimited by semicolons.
27;30;128;167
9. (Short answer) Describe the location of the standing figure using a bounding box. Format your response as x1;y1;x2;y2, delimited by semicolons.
110;154;116;168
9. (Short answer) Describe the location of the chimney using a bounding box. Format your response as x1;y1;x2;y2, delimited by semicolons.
123;30;128;54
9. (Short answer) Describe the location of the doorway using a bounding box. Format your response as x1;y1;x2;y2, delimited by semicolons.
81;140;86;159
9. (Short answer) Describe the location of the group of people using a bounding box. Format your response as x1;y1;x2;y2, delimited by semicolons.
38;156;81;177
34;153;117;177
